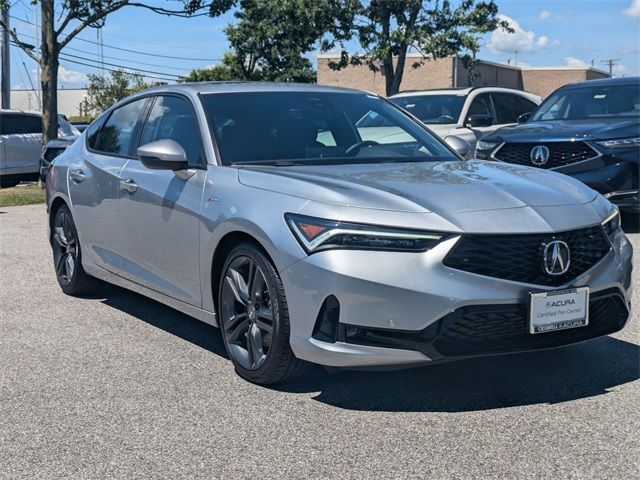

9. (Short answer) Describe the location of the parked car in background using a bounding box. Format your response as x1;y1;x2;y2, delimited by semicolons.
40;135;79;182
475;77;640;212
72;123;90;133
46;82;631;385
389;87;541;150
0;110;80;187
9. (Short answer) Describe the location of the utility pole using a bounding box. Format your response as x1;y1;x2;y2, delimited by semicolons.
1;4;10;109
601;58;620;77
514;49;518;66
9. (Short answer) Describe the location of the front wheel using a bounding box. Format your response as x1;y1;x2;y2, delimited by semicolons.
218;243;308;384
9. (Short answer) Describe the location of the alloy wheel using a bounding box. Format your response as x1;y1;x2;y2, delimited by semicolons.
52;211;77;285
220;256;275;370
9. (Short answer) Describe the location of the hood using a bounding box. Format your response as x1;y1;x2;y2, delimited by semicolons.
237;160;597;214
483;118;640;143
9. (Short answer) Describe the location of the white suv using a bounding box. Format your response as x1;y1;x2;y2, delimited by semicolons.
0;110;79;188
389;87;541;150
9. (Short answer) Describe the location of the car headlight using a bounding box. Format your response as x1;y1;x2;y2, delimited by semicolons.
285;214;445;253
595;137;640;149
475;140;499;151
602;208;621;238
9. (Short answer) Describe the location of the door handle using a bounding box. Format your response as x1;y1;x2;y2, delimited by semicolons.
119;178;138;194
69;169;85;183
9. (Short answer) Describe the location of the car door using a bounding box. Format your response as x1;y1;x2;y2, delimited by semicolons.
1;113;43;175
456;93;498;145
67;98;149;274
491;92;539;131
116;94;206;306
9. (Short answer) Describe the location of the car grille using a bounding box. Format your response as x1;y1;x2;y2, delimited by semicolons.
443;225;611;287
494;141;599;169
43;147;65;163
432;288;628;357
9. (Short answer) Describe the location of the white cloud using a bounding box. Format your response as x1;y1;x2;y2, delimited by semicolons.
539;10;552;20
58;66;87;84
487;15;552;55
623;0;640;17
613;63;627;75
564;56;588;68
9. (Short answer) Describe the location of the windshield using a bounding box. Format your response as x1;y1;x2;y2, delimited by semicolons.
200;91;458;166
390;94;465;124
530;83;640;122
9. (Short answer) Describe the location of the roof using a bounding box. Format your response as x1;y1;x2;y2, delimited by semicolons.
560;76;640;89
139;81;371;96
390;86;541;99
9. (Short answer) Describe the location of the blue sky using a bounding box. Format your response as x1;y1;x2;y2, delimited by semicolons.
7;0;640;90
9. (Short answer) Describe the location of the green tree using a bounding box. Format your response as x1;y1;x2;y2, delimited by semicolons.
180;52;245;82
190;0;356;83
80;70;149;116
325;0;512;96
0;1;233;142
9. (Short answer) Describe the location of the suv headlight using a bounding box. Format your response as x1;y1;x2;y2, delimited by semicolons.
475;140;499;151
285;214;445;253
596;137;640;149
602;208;621;238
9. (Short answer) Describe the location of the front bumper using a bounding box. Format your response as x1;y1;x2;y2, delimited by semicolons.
281;230;632;368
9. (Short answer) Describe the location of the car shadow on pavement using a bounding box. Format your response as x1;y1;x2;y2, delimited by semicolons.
100;285;228;359
99;284;638;413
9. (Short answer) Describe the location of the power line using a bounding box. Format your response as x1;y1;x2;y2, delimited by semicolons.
11;29;201;71
10;42;179;81
9;15;220;62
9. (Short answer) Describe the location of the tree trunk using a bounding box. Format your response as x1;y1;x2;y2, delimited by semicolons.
40;0;58;143
388;46;408;97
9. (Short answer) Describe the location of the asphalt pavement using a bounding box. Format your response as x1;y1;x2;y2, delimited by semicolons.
1;204;638;479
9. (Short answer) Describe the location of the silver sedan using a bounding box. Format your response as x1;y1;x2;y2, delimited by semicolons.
45;83;633;384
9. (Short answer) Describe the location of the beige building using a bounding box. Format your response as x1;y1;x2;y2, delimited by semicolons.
10;88;88;117
317;54;609;98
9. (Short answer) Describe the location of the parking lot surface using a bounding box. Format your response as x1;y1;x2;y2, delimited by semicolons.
1;204;638;479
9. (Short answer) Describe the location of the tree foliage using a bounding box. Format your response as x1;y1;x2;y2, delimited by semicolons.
0;1;233;141
80;70;149;116
184;0;356;83
325;0;512;96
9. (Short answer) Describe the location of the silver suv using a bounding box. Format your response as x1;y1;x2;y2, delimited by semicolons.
0;109;79;187
390;87;541;150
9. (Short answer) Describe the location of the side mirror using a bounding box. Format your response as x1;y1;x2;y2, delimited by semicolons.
137;139;188;171
444;135;472;158
465;114;493;128
517;112;531;123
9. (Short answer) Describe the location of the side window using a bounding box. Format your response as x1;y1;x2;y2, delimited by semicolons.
492;93;527;124
94;98;147;156
85;114;108;150
141;96;203;167
467;93;495;122
1;114;42;135
518;96;539;115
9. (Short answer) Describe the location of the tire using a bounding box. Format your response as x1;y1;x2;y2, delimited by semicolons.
218;243;308;385
51;205;102;296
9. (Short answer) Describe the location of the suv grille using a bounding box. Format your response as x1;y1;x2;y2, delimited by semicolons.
433;288;628;357
443;225;611;287
494;141;599;169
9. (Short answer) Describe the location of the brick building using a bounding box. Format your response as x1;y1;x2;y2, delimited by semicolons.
317;54;610;98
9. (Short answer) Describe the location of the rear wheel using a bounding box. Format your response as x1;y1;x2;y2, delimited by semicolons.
51;205;101;296
218;243;307;384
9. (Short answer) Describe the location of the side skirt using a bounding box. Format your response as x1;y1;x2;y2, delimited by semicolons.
86;264;218;327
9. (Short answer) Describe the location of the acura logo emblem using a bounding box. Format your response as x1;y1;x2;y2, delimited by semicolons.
530;145;550;166
542;240;571;276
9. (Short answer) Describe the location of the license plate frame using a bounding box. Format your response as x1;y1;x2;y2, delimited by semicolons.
529;287;589;334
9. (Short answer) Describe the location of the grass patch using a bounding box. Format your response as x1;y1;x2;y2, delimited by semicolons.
0;183;46;207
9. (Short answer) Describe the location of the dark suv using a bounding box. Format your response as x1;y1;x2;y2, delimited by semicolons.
475;77;639;211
